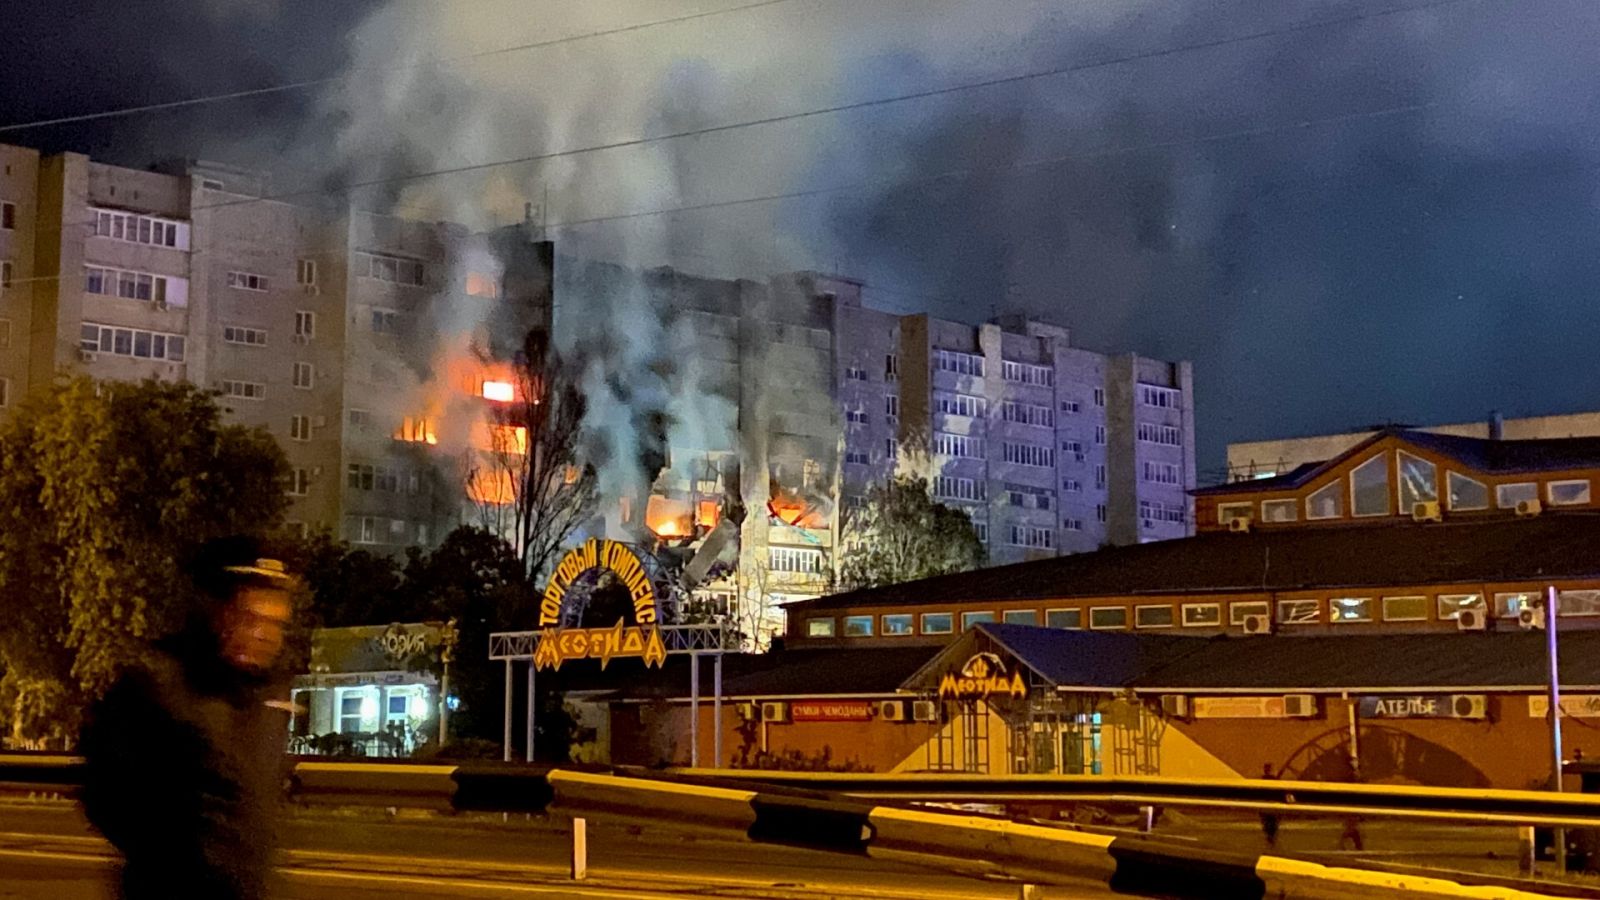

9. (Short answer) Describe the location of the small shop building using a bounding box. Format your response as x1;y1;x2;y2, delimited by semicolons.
290;622;445;757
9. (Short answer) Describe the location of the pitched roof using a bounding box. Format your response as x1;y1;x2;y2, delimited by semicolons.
796;514;1600;611
903;624;1207;691
1197;427;1600;496
567;645;943;700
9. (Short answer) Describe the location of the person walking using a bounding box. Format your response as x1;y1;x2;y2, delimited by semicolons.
80;537;296;900
1259;762;1282;849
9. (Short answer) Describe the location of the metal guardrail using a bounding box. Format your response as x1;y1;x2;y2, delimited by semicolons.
670;770;1600;829
0;754;1574;899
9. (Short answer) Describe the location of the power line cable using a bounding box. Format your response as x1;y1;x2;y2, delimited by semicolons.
0;0;802;134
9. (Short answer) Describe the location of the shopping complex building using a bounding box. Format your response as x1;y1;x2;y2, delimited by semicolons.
567;428;1600;790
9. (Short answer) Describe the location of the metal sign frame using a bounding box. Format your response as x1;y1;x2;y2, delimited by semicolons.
489;624;733;767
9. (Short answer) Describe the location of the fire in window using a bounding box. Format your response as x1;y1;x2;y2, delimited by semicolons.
482;380;514;402
394;416;437;445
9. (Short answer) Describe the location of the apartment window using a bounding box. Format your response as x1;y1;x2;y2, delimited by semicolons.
971;520;988;543
844;450;870;466
1140;499;1186;524
0;377;8;408
348;408;371;428
358;251;425;286
80;323;185;362
845;407;868;425
90;207;187;249
1135;605;1174;628
371;309;400;334
1063;478;1082;492
843;616;874;637
1306;480;1345;519
1;261;10;292
1093;388;1105;407
1559;590;1600;617
882;614;914;636
0;202;13;229
1142;462;1180;485
1277;599;1320;625
935;349;985;377
768;546;823;574
294;311;316;339
1094;425;1106;445
1181;603;1221;627
1061;400;1081;414
347;464;375;491
1329;597;1374;623
1260;499;1297;523
1001;359;1053;386
1001;400;1054;427
885;354;899;381
936;392;985;418
1436;593;1484;621
933;432;984;459
297;258;317;286
355;516;379;544
291;362;314;390
85;266;185;307
222;325;268;347
1096;503;1107;522
1062;439;1085;455
1350;455;1390;517
1497;482;1538;508
885;395;899;421
226;271;269;292
464;272;500;298
844;365;867;381
289;414;312;442
0;318;9;349
1447;471;1489;511
1002;609;1038;626
1382;595;1429;622
1046;608;1081;629
1137;423;1182;446
935;476;984;502
806;618;836;638
287;468;310;496
886;437;898;460
220;380;265;401
1139;385;1179;408
1089;607;1128;630
1002;442;1055;468
1006;483;1052;510
1007;525;1055;549
962;611;996;630
1549;479;1592;506
1396;452;1438;509
1494;592;1536;618
1230;601;1270;625
1063;518;1083;531
921;613;954;635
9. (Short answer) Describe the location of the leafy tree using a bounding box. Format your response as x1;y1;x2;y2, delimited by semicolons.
468;329;598;583
0;378;288;746
837;474;986;591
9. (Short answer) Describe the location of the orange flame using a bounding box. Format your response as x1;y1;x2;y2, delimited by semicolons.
468;469;514;505
482;380;514;402
395;416;438;445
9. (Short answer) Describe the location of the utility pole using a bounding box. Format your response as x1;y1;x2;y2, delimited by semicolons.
1545;586;1566;874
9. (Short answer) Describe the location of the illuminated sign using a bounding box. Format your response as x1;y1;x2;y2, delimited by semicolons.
1192;696;1287;719
533;619;667;671
540;538;659;628
938;652;1026;701
791;701;874;722
1529;695;1600;718
1359;694;1484;719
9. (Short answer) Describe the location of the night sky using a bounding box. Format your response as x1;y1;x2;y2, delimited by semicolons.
2;0;1596;478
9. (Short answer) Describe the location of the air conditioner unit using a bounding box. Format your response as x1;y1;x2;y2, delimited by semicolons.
1412;500;1442;523
760;701;789;724
310;467;323;477
735;702;757;721
1456;607;1488;631
78;349;98;363
1449;694;1488;719
1160;695;1190;719
1242;614;1273;636
878;700;908;722
911;700;938;722
1518;605;1546;631
1228;516;1253;533
154;300;168;311
1283;694;1319;718
1516;499;1543;517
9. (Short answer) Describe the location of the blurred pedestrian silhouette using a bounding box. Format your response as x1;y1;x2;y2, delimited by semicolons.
80;536;295;900
1260;762;1281;848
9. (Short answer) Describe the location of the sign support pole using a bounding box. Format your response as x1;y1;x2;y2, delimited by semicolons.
689;652;701;768
526;662;537;764
713;651;724;768
503;659;513;763
1545;585;1566;874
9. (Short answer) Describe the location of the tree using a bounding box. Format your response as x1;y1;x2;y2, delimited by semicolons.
837;474;986;591
0;378;288;746
468;329;598;583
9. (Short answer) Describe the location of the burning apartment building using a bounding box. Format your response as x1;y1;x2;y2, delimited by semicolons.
0;138;1196;643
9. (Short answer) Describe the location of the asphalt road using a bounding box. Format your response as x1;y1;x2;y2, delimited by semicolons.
0;802;1120;899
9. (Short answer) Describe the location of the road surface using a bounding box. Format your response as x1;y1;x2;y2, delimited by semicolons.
0;801;1122;899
